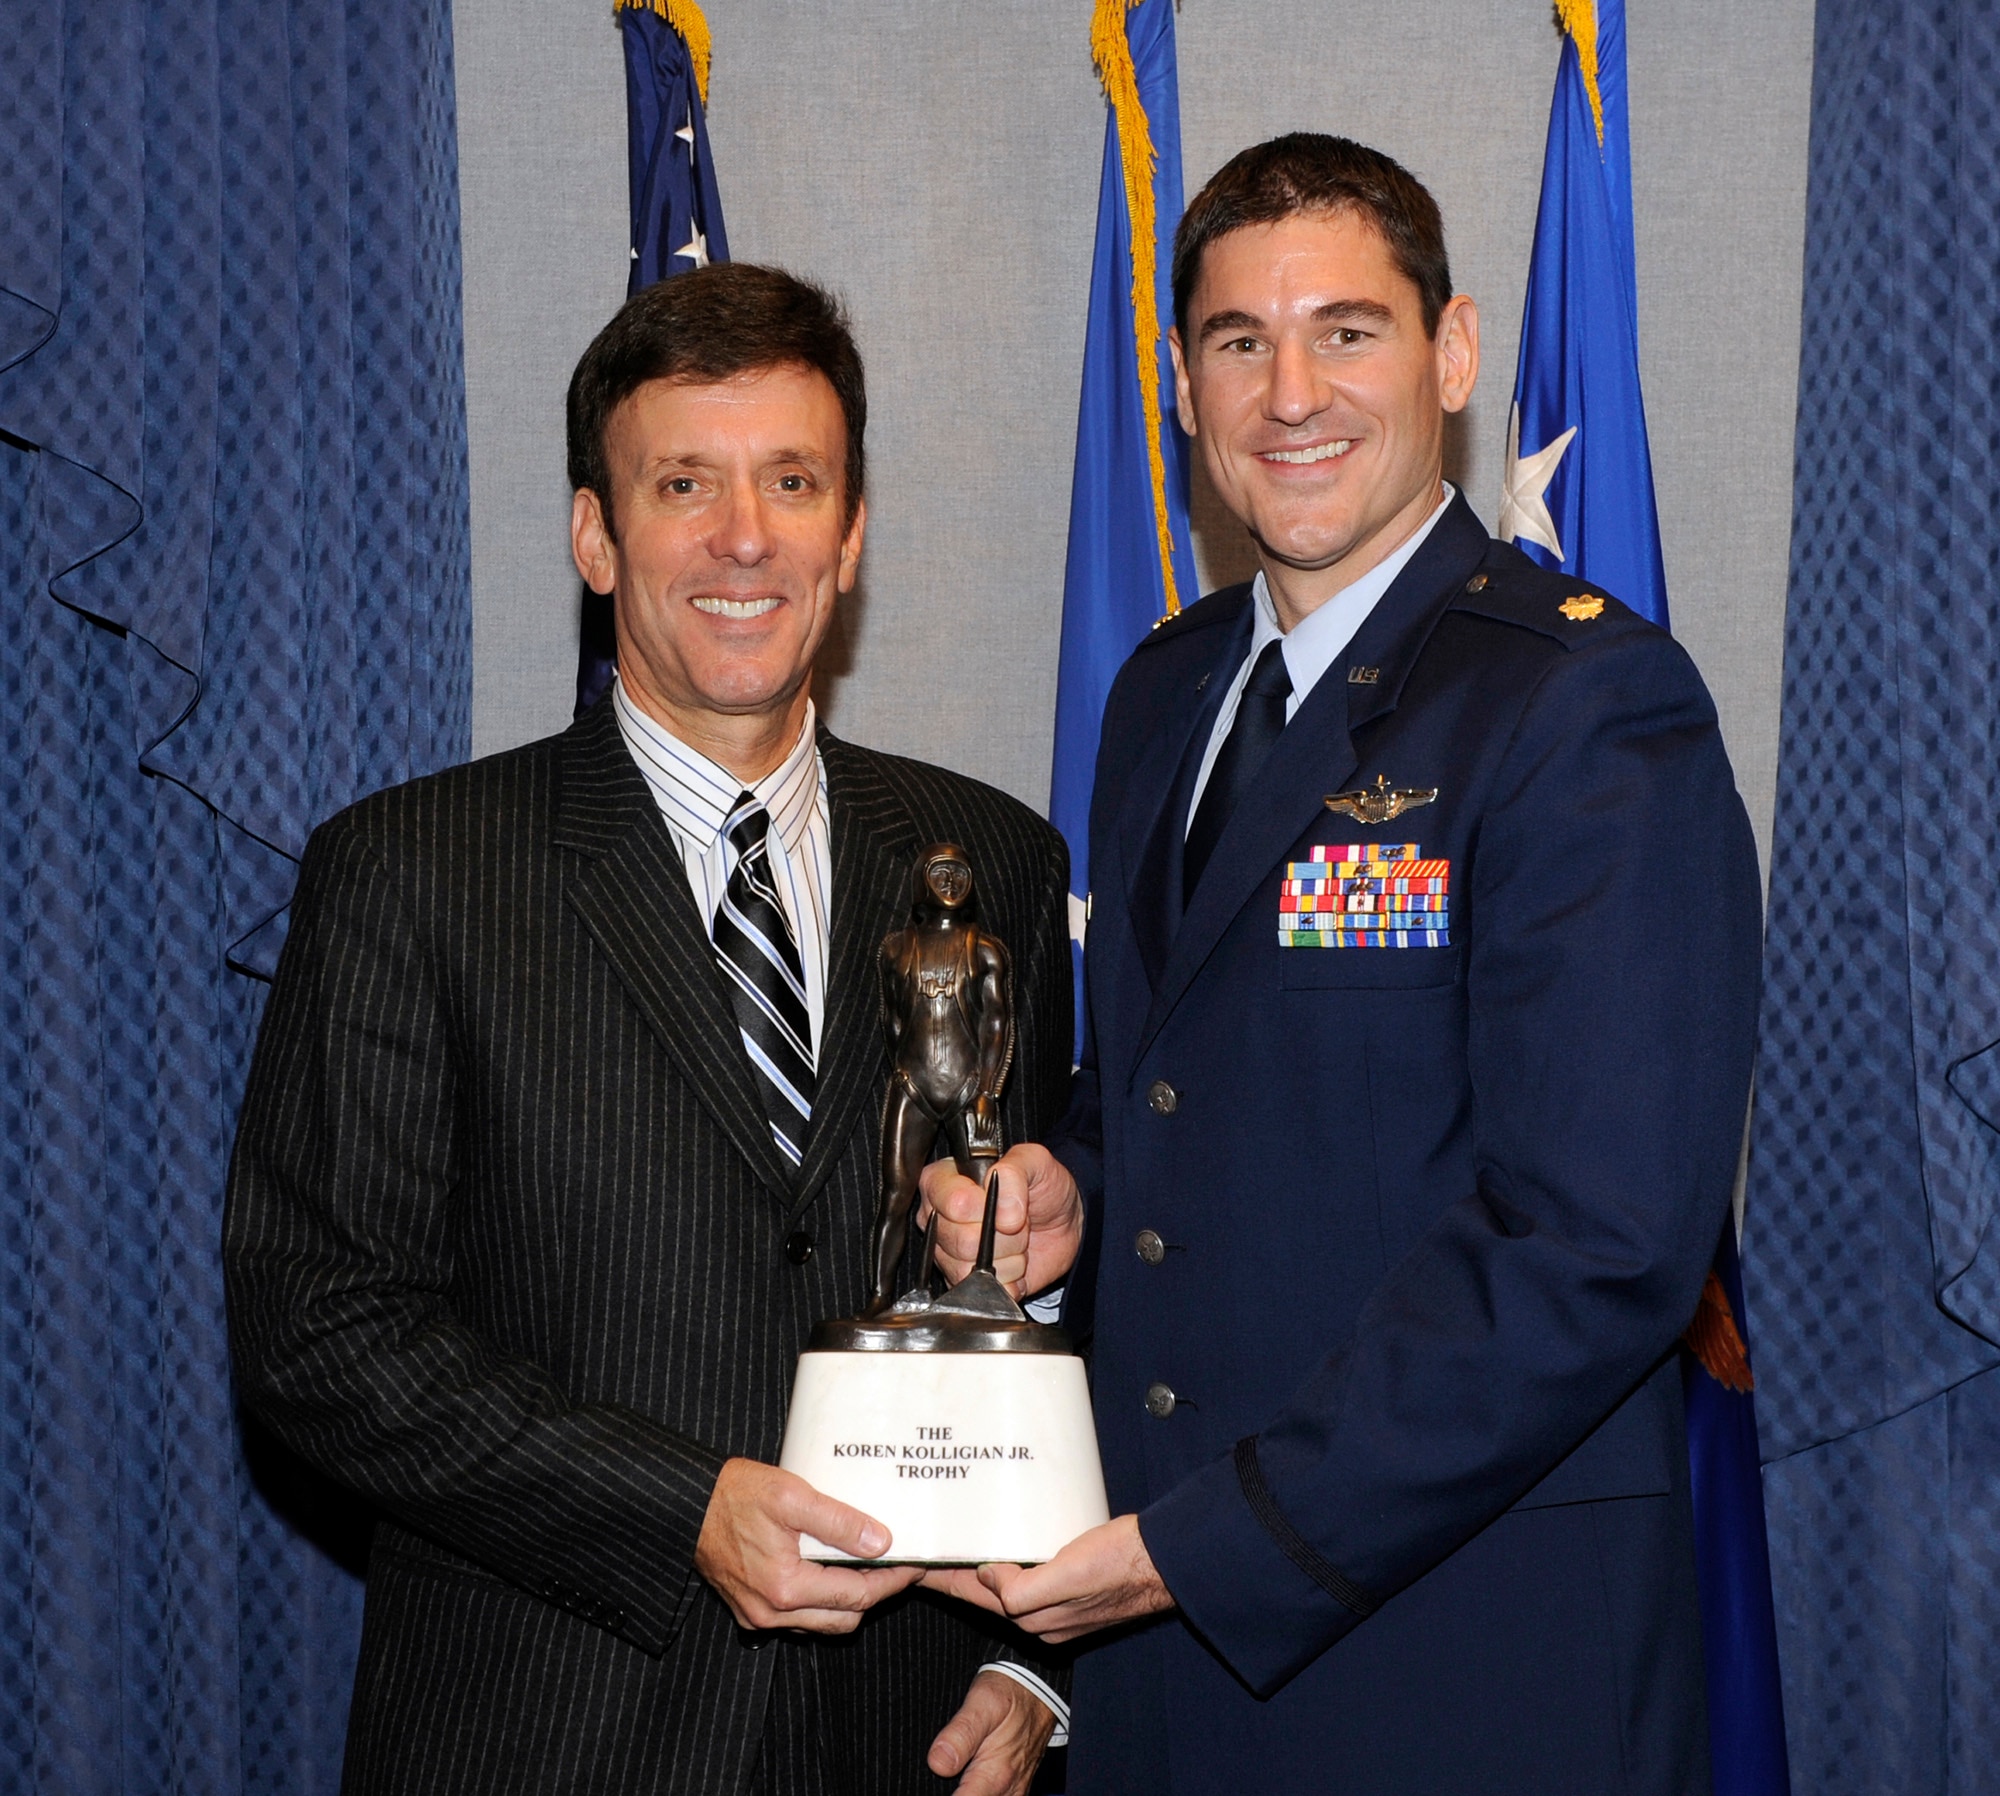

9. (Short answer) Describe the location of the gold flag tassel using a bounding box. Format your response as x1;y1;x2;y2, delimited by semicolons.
1553;0;1605;146
614;0;713;107
1090;0;1182;617
1682;1269;1756;1395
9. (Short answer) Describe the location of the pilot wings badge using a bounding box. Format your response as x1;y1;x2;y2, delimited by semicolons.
1323;774;1438;825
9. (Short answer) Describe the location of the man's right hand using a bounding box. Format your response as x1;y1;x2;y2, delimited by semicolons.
918;1143;1084;1298
695;1458;923;1633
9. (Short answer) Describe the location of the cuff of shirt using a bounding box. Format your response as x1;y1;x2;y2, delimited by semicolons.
978;1660;1070;1747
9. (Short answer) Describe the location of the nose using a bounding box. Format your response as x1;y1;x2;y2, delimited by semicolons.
1265;335;1331;429
708;482;775;567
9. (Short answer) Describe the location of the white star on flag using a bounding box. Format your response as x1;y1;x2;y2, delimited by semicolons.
674;229;709;268
1497;402;1577;562
675;115;695;150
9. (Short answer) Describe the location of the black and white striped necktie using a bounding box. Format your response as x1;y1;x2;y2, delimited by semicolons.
712;794;816;1166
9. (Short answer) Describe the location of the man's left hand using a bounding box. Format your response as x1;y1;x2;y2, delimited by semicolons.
927;1669;1057;1796
923;1514;1174;1644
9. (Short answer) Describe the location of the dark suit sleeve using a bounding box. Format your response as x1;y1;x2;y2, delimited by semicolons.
224;815;725;1656
1139;628;1763;1694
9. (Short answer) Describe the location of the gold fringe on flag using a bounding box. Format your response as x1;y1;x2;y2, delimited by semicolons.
1683;1269;1756;1394
614;0;713;107
1554;0;1604;146
1090;0;1181;617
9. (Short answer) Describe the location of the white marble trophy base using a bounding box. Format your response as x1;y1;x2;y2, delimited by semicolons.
778;1350;1110;1565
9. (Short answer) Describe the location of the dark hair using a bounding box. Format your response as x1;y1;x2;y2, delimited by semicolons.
1172;134;1453;340
566;262;867;535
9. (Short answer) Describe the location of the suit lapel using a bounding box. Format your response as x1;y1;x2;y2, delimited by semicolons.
789;731;918;1221
1137;655;1357;1058
1116;598;1253;991
556;700;800;1201
1137;496;1493;1060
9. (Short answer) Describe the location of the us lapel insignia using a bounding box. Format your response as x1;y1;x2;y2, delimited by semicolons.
1559;593;1605;621
1323;773;1438;825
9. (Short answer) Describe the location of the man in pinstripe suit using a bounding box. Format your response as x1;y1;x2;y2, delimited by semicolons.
225;265;1070;1796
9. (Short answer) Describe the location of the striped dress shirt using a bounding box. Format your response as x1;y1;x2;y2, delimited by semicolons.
611;678;1069;1745
613;680;831;1059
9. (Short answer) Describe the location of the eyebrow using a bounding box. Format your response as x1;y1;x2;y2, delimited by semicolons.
639;446;833;477
1197;297;1396;342
1311;298;1395;327
1198;309;1267;343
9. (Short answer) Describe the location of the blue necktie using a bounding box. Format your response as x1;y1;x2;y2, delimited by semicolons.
1183;640;1292;902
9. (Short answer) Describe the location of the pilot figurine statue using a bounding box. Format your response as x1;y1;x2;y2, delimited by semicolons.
868;843;1015;1314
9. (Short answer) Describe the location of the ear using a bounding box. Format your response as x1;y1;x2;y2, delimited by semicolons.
1168;328;1198;437
837;495;868;594
571;487;618;595
1435;295;1480;416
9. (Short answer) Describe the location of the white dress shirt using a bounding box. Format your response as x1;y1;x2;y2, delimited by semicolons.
1186;484;1456;829
610;678;1069;1743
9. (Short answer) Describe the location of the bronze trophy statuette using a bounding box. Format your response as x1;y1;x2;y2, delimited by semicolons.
777;844;1109;1564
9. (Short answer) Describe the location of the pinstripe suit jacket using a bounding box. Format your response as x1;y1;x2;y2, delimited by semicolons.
224;697;1073;1796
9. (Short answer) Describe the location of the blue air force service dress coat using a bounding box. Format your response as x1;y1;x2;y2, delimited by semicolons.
1050;494;1762;1796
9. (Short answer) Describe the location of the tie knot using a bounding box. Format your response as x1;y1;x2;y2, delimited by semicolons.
725;793;770;854
1245;639;1292;702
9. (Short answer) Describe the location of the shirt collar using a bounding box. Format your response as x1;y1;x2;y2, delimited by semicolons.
1249;482;1456;691
612;677;821;857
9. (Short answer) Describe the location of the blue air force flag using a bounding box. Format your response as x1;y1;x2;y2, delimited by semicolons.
579;0;732;716
1049;0;1196;1051
1501;0;1667;627
1512;8;1791;1794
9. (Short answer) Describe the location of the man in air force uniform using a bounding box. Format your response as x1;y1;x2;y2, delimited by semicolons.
923;135;1763;1793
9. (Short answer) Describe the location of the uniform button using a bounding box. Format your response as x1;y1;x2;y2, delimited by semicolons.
1147;1080;1179;1115
1465;572;1489;593
785;1229;815;1265
1145;1381;1177;1419
1134;1228;1166;1266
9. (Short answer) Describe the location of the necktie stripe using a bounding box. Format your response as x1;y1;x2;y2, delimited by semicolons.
713;796;816;1171
736;860;787;916
714;923;814;1071
713;896;811;1007
718;995;814;1104
711;947;815;1068
741;1036;814;1120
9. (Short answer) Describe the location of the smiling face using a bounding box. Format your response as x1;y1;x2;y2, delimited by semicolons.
570;361;865;774
1169;208;1478;625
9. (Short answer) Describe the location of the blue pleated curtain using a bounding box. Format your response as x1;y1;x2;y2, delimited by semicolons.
0;2;470;1789
1745;4;2000;1789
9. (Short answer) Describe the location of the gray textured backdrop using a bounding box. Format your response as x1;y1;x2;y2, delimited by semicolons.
455;0;1812;872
